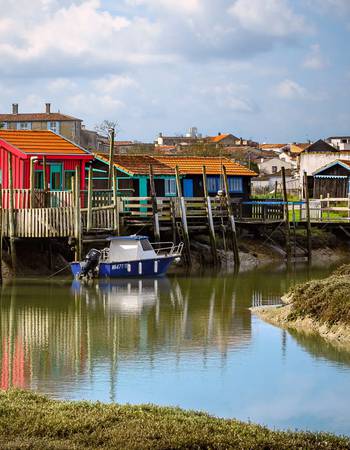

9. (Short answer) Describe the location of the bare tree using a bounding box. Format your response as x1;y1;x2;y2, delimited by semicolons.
95;120;119;137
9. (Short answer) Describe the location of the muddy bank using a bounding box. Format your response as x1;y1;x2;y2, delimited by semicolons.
252;265;350;351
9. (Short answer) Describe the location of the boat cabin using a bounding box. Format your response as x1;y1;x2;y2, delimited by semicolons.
106;236;157;262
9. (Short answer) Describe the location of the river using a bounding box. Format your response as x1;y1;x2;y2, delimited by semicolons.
0;263;349;435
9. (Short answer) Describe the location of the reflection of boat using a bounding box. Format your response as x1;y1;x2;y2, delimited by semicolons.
71;236;183;279
71;278;172;314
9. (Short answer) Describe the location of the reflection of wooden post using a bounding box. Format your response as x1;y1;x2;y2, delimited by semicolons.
74;167;82;261
8;153;16;271
303;171;312;262
149;164;160;242
87;166;93;232
222;165;240;271
282;166;291;262
42;156;47;207
202;165;218;266
175;165;191;266
29;157;35;208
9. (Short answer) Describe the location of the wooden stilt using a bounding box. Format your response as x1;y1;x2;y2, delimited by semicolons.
74;167;82;261
149;164;160;242
202;165;218;266
112;166;120;235
29;156;35;209
42;156;47;207
175;165;191;266
8;153;16;272
170;198;177;244
303;171;312;262
87;166;93;232
282;166;291;262
222;165;240;271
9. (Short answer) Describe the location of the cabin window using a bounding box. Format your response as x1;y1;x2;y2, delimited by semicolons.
228;177;243;193
17;122;31;130
64;171;75;190
272;166;278;173
207;176;221;193
164;178;176;196
48;121;60;134
34;171;44;189
140;240;153;251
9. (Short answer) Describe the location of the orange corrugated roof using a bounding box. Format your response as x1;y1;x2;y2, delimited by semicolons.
0;130;89;155
210;134;231;143
154;156;257;176
95;153;175;176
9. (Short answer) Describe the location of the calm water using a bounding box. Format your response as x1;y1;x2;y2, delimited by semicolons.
1;265;350;435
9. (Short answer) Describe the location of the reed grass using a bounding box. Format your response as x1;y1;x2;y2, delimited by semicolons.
0;389;348;449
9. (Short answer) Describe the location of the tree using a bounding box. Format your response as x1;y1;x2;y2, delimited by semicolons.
94;120;119;137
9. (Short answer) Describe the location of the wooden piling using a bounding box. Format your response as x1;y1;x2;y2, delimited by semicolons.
170;198;177;244
42;156;47;207
222;166;240;270
87;166;93;232
74;167;82;261
8;153;16;271
282;166;291;262
29;157;35;209
149;164;160;242
303;171;312;262
175;165;191;266
202;165;218;266
108;128;115;189
112;166;120;236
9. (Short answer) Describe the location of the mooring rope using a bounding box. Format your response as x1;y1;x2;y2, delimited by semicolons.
48;263;71;279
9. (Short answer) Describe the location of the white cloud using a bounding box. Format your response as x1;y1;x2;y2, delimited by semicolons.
93;75;138;95
303;44;328;70
275;79;307;99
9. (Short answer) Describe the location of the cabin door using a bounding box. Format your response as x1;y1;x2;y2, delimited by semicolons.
50;164;63;191
183;179;194;197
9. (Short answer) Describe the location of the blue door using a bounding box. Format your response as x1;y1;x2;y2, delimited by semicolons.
183;179;194;197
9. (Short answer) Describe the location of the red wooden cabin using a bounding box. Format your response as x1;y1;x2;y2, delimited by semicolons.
0;130;92;197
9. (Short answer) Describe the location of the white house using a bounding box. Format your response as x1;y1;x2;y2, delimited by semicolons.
258;157;293;175
326;136;350;151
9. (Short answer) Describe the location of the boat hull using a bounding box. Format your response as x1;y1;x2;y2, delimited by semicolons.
71;256;176;278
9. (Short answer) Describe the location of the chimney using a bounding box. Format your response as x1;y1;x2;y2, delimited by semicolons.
218;132;221;136
45;103;51;114
12;103;18;115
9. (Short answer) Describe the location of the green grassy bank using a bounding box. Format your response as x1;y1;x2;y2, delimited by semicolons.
0;390;348;449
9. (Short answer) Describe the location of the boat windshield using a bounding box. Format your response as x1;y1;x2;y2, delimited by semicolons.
140;239;153;251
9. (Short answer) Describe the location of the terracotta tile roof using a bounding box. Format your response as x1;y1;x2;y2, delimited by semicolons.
259;144;287;150
0;130;90;156
289;143;310;154
210;134;231;143
95;153;175;176
154;156;257;176
0;112;81;122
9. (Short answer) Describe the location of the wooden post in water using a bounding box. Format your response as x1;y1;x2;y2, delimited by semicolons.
303;171;312;262
282;166;291;262
149;164;160;242
112;166;120;235
202;165;218;266
87;166;93;232
108;128;115;189
29;156;35;208
8;153;16;271
74;167;82;261
222;165;240;271
42;156;47;207
170;198;177;244
175;165;191;266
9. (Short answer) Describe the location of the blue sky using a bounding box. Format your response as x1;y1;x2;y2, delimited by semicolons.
0;0;349;142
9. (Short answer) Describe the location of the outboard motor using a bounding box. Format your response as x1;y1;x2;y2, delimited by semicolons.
80;248;101;278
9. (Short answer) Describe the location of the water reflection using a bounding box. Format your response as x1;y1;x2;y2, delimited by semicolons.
0;266;349;434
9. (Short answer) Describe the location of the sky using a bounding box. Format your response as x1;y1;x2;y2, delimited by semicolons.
0;0;349;143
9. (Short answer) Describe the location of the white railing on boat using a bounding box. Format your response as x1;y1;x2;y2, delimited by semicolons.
151;242;184;257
